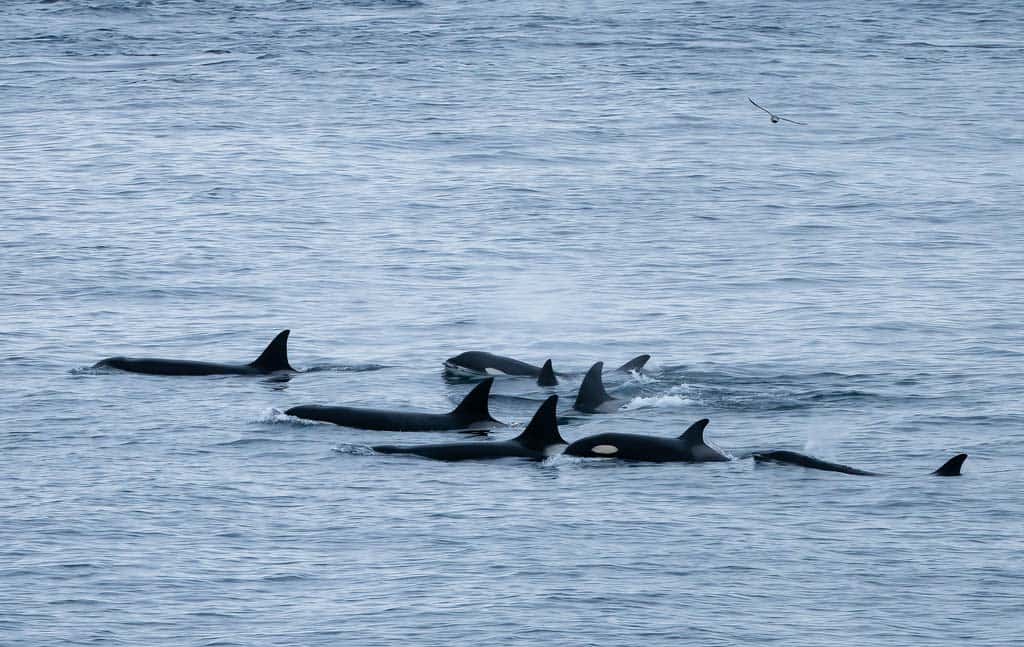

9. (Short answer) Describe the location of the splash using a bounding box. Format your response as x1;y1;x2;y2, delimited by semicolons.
256;407;322;425
622;385;700;410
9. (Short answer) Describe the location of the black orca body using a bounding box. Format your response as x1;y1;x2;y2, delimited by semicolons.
445;352;650;387
444;351;558;386
752;450;968;476
286;378;501;431
616;354;651;373
372;395;566;461
564;418;729;463
573;361;625;413
95;330;295;376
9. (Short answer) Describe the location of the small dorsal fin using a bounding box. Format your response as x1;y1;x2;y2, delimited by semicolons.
537;359;558;386
616;354;650;373
450;378;499;423
679;418;710;443
932;453;967;476
573;362;613;412
250;330;295;372
514;395;565;451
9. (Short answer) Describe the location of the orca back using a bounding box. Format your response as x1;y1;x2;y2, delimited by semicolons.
932;453;968;476
537;359;558;386
249;330;294;372
449;378;499;424
573;362;616;413
513;395;565;453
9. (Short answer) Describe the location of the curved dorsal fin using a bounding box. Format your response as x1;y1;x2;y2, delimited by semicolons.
450;378;498;423
573;362;612;412
932;453;968;476
514;395;565;451
679;418;710;443
616;354;650;373
250;330;294;371
537;359;558;387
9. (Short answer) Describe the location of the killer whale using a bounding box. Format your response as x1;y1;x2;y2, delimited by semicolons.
286;378;502;431
372;395;566;461
563;418;729;462
445;351;559;386
752;450;968;476
94;329;295;376
445;351;650;386
573;361;624;413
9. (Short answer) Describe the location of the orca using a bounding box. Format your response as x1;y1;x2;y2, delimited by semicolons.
617;354;651;374
372;395;565;461
537;359;558;387
573;361;624;413
752;450;967;476
286;378;502;431
563;418;729;462
445;351;650;387
445;351;558;386
94;329;295;376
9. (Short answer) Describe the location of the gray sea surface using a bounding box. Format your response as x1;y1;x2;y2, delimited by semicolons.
2;1;1023;645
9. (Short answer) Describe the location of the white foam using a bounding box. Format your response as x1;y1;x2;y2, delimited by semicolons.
256;407;324;425
622;369;658;385
623;393;698;410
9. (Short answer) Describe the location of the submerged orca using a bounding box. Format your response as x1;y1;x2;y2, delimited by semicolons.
95;329;295;376
752;450;968;476
564;418;729;462
286;378;501;431
372;395;566;461
445;351;650;387
573;361;625;413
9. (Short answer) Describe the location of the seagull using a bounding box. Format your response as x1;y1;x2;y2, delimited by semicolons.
748;97;806;125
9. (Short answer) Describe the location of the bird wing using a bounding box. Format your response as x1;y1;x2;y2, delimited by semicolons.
778;116;807;125
748;97;773;115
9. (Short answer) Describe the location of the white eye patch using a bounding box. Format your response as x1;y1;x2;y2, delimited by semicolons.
591;444;619;455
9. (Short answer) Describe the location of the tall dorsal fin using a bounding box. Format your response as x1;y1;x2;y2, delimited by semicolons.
679;418;710;443
616;354;650;373
450;378;499;422
249;330;294;371
932;453;968;476
573;362;613;412
514;395;565;451
537;359;558;387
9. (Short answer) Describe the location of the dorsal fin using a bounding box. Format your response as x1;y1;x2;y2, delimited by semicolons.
573;362;613;412
616;354;650;373
679;418;710;443
932;453;967;476
249;330;294;371
514;395;565;451
537;359;558;386
450;378;498;422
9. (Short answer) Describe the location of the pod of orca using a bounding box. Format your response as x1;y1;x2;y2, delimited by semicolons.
92;331;968;475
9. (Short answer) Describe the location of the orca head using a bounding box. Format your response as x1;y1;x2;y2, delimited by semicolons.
445;351;484;372
562;433;623;458
616;354;651;374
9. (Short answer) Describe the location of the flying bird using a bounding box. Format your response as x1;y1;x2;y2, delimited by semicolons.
748;97;806;125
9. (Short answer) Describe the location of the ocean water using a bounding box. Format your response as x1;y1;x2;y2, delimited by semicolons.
2;1;1023;645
